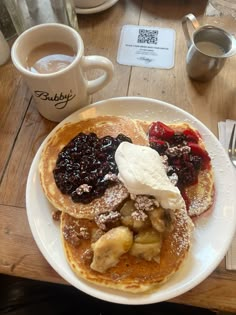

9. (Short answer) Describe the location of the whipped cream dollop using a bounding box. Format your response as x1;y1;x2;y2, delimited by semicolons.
115;142;185;210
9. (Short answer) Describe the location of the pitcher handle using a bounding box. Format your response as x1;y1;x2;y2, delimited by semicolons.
182;14;200;49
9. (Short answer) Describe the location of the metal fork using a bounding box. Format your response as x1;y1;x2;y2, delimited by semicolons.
228;124;236;168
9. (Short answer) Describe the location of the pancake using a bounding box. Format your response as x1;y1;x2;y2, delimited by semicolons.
61;206;193;293
137;120;214;217
39;116;214;219
39;115;148;219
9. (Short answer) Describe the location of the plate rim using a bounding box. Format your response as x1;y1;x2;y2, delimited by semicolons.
75;0;119;14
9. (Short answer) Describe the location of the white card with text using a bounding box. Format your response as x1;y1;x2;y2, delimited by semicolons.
117;25;176;69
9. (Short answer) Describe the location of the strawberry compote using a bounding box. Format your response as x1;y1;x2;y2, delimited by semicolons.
148;121;211;193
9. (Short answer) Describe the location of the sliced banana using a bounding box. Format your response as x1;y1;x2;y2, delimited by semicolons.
149;207;174;233
149;207;166;232
134;228;162;244
120;200;150;231
129;243;161;263
130;228;162;262
90;226;133;273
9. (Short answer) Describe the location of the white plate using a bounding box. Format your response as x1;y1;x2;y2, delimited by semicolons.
75;0;119;14
26;97;236;305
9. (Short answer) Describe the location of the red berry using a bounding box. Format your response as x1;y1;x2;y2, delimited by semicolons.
149;137;166;145
183;129;199;143
172;158;182;168
149;138;168;154
149;122;175;140
188;142;211;169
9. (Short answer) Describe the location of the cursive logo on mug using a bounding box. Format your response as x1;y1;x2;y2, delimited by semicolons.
34;90;76;109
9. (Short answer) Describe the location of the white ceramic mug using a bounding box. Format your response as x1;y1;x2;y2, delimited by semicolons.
11;23;114;122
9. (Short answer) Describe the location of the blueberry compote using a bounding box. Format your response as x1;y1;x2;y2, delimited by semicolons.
53;133;132;204
149;121;211;193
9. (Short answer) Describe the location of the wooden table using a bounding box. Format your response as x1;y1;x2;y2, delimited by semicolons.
1;0;236;312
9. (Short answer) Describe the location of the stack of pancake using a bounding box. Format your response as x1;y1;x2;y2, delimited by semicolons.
39;115;214;293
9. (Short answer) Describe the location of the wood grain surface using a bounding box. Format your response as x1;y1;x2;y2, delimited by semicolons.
0;0;236;312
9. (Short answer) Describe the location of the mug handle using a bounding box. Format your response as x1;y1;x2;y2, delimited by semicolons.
182;13;200;49
81;56;114;95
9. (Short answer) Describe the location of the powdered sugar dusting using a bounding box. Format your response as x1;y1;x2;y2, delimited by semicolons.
186;171;214;217
170;208;193;257
94;182;129;215
131;209;147;221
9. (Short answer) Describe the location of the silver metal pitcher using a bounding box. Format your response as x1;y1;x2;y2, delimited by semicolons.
182;13;236;81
